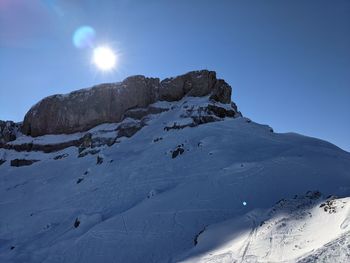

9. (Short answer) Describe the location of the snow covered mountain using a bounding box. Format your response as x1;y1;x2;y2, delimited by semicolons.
0;70;350;263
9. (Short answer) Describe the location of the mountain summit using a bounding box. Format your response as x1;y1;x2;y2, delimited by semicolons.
21;70;237;137
0;70;350;263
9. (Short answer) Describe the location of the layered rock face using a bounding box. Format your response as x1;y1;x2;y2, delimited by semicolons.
22;70;234;137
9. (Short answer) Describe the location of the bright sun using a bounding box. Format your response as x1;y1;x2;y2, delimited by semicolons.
92;46;117;71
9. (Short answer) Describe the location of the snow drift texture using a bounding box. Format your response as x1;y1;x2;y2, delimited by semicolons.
0;70;350;263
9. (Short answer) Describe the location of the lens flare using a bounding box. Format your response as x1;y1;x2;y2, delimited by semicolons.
73;26;96;49
92;46;117;71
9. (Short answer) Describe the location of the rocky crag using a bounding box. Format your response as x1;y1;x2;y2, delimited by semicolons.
21;70;237;137
0;70;241;156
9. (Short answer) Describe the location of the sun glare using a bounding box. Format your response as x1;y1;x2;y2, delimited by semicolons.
92;46;117;71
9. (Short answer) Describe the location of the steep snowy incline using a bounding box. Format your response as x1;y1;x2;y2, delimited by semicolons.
0;96;350;262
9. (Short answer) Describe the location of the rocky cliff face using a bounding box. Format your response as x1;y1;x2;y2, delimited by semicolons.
21;70;234;137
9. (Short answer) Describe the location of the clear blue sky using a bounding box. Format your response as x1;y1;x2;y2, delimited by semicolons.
0;0;349;151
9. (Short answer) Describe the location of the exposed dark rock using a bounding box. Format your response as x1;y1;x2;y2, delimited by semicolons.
76;178;84;184
3;139;83;153
207;104;236;118
93;137;117;148
124;106;168;120
182;102;239;125
191;115;219;126
306;191;322;200
74;218;80;228
209;79;232;104
172;145;185;159
0;120;20;144
21;70;237;137
153;137;163;142
164;122;196;131
0;159;5;166
78;149;100;158
96;155;104;165
78;133;92;152
6;182;28;191
319;195;340;214
2;134;117;154
194;227;206;246
165;102;238;131
117;121;144;138
159;70;217;101
10;159;39;167
78;133;99;154
79;135;117;155
53;153;69;160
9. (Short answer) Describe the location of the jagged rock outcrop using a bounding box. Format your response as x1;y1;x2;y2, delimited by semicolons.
0;121;21;148
22;70;235;137
160;70;217;101
0;120;20;144
10;159;39;167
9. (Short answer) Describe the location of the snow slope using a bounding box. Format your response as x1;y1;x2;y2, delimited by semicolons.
179;193;350;262
0;96;350;263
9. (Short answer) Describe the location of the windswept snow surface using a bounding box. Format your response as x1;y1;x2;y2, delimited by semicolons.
0;97;350;262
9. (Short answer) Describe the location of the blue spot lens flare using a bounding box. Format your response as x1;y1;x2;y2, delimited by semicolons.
242;201;247;206
73;26;96;49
